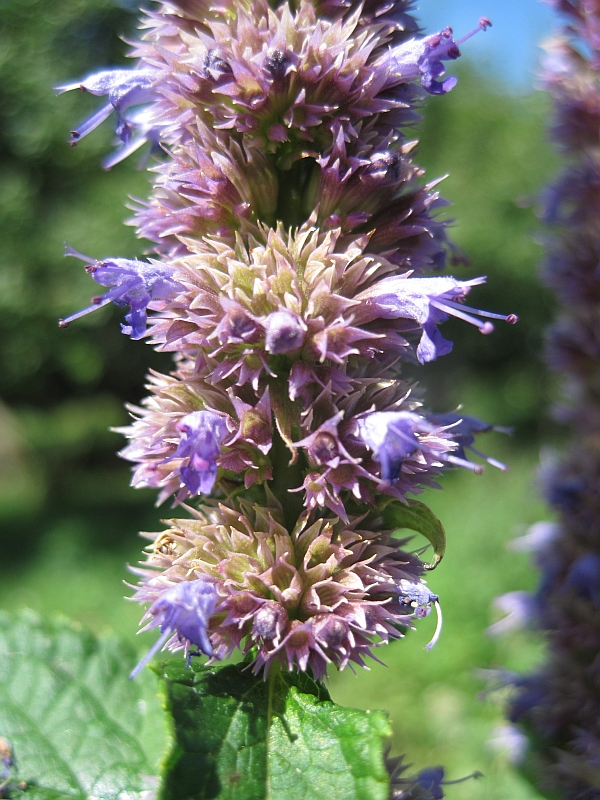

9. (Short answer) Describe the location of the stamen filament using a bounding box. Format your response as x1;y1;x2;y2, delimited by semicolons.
69;103;114;144
430;299;495;333
440;297;518;323
129;627;173;680
58;296;112;327
456;18;492;47
469;446;508;471
444;453;484;473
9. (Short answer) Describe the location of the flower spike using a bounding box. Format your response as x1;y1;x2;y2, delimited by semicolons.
59;0;509;684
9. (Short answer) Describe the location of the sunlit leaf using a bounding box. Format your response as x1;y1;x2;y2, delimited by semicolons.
156;660;391;800
382;499;446;569
0;610;168;799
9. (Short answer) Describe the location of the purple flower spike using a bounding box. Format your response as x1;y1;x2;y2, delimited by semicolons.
130;580;217;679
173;410;228;496
378;18;491;95
56;69;157;145
59;246;182;339
264;310;307;354
355;275;517;363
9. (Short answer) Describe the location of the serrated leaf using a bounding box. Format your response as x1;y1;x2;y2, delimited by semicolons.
0;609;169;799
155;660;391;800
381;499;446;570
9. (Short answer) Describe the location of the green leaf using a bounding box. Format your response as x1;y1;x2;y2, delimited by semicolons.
0;609;169;799
155;660;391;800
381;499;446;570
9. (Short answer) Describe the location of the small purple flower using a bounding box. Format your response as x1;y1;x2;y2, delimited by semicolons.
252;601;289;645
264;310;307;354
171;410;228;496
58;246;182;339
428;412;510;470
56;69;157;145
562;553;600;608
508;521;560;553
414;767;446;799
355;275;517;363
487;591;536;637
215;301;260;346
130;580;217;679
357;411;433;481
378;18;491;95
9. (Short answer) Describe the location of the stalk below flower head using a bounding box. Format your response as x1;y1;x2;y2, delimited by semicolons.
58;0;511;680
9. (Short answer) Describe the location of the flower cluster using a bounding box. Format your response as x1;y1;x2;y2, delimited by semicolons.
60;0;510;679
492;3;600;797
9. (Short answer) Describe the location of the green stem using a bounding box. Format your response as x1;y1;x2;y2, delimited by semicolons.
275;158;319;229
269;428;306;532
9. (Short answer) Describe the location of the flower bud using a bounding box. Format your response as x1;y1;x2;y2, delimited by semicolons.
253;602;288;643
264;310;307;354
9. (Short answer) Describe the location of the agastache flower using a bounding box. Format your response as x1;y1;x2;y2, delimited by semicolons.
264;310;307;354
428;412;511;471
59;246;183;339
355;275;517;363
167;410;228;496
56;69;157;145
130;579;218;679
387;754;483;800
378;19;492;95
356;410;484;482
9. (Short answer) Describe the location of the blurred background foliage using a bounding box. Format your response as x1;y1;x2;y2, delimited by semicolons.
0;1;559;797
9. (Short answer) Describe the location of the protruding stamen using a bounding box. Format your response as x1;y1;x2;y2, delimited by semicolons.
431;298;518;335
69;103;114;145
443;453;484;474
456;17;492;47
442;771;484;785
470;446;508;471
424;600;443;650
430;299;495;333
129;627;173;680
58;297;112;327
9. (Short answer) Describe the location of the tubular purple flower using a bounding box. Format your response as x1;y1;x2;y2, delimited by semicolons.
58;247;183;339
169;410;228;496
357;411;428;481
428;412;510;470
130;579;218;679
56;69;157;145
356;410;483;481
377;18;492;95
355;275;517;363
